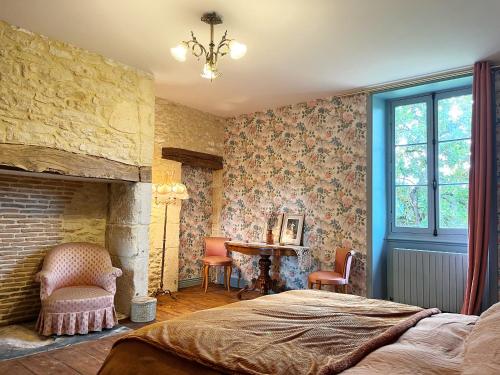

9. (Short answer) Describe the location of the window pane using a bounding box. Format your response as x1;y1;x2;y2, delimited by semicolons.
394;102;427;145
439;184;468;229
395;186;428;228
437;94;472;141
438;139;471;184
395;144;427;185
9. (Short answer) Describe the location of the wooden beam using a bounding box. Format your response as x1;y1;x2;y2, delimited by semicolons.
0;143;152;182
162;147;223;170
139;166;152;182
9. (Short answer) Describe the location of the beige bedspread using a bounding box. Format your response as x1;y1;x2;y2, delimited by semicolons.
100;290;439;375
343;312;478;374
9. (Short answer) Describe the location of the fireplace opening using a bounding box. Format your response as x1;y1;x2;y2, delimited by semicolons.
0;171;151;325
0;173;108;325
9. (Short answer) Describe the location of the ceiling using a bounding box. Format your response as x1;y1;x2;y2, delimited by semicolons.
1;0;500;117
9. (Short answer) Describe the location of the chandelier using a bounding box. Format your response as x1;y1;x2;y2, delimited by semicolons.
170;12;247;80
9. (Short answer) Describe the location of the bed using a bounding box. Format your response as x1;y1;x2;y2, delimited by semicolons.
98;290;500;375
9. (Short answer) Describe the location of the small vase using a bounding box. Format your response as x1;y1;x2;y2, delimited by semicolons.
266;229;274;245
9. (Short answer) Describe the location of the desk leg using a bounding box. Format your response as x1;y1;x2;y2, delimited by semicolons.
257;254;272;295
237;254;273;299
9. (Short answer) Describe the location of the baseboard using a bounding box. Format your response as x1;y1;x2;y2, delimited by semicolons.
178;277;202;289
180;276;247;289
229;275;247;288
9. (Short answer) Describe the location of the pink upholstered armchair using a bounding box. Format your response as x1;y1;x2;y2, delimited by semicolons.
35;242;122;336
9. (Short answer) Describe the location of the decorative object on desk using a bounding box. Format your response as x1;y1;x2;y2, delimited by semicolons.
131;296;157;323
265;229;274;245
280;213;305;246
151;182;189;300
263;208;283;245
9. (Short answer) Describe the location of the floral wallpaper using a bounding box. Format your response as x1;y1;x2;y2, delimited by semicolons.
179;166;213;282
221;93;368;295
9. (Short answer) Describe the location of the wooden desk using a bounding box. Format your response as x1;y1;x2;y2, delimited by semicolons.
225;241;309;299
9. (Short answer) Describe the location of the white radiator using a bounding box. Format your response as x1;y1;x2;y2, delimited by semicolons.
389;248;468;313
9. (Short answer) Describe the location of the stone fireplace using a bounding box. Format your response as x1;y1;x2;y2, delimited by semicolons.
0;172;152;325
0;20;155;324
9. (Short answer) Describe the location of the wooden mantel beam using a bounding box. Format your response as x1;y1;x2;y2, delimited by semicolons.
162;147;223;170
0;143;152;182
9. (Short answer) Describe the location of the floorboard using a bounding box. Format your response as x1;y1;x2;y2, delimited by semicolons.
4;285;257;375
0;360;35;375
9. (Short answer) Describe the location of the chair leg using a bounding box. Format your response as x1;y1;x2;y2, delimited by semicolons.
223;266;227;289
201;265;205;289
318;281;322;290
204;265;210;293
227;265;232;292
308;281;313;289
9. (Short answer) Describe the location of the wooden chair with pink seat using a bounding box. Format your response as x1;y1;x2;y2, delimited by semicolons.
202;236;232;293
308;247;354;293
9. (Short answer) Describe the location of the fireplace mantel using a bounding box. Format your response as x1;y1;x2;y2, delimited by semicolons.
0;144;151;183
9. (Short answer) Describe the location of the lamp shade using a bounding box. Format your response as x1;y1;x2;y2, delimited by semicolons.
170;43;188;62
154;182;189;203
201;63;219;80
229;40;247;60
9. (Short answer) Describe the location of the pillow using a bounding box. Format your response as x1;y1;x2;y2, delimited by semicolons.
462;302;500;374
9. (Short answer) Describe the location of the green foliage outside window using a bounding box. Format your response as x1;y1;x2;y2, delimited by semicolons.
393;92;472;232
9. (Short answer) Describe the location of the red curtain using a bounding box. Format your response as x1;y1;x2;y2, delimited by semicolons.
461;61;493;315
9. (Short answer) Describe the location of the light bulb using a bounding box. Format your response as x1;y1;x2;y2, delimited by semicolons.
229;40;247;59
170;43;187;62
201;63;219;80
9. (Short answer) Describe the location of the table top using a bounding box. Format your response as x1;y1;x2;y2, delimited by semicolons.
225;241;309;257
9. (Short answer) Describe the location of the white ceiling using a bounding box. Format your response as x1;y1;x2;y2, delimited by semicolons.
1;0;500;116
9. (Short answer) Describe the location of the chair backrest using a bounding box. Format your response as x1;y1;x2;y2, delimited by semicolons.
42;242;112;288
205;237;231;257
334;247;354;281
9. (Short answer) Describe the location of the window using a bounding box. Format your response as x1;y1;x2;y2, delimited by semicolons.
390;88;472;238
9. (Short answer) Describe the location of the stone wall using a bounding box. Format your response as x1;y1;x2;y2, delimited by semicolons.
0;174;108;325
150;99;225;293
154;98;225;156
0;19;155;319
106;182;151;314
0;20;154;167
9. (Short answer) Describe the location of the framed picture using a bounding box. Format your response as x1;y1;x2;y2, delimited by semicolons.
280;214;304;246
262;213;284;244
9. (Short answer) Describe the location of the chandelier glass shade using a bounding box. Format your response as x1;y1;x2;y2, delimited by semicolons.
170;12;246;80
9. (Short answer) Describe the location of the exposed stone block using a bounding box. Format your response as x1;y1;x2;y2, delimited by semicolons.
108;182;152;225
111;255;149;315
0;20;154;167
106;224;149;258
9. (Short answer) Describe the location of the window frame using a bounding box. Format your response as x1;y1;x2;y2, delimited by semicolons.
388;86;471;242
433;88;472;236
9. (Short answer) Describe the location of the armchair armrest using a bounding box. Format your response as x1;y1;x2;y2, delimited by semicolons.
96;267;122;293
34;271;58;299
109;267;123;278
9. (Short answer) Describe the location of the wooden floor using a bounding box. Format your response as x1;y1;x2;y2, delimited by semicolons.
1;285;257;375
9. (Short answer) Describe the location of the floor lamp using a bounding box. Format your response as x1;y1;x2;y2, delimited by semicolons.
151;182;189;299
